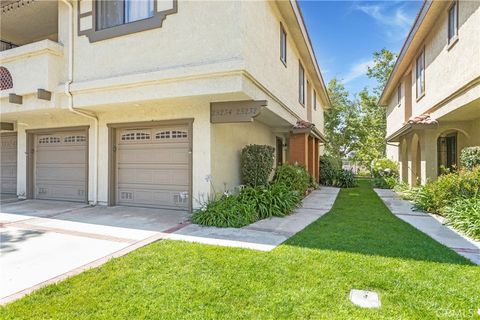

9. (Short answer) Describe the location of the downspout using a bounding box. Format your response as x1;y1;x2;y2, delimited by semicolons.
60;0;98;205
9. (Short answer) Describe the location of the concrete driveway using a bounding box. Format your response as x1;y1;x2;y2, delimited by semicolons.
0;199;189;304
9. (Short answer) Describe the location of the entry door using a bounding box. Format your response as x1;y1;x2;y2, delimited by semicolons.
276;137;283;166
437;133;457;174
0;133;17;194
35;131;88;201
116;126;190;209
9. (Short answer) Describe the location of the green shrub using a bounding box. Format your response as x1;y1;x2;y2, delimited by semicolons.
373;176;398;189
332;169;357;188
460;146;480;170
273;164;311;195
239;183;301;219
192;195;257;228
319;155;341;186
192;181;302;228
371;158;399;189
413;167;480;214
240;144;275;187
443;197;480;240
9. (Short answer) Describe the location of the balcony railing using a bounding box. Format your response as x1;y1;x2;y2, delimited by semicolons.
0;40;18;52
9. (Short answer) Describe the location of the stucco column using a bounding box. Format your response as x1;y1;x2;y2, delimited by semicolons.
288;133;308;168
422;131;436;183
16;124;27;198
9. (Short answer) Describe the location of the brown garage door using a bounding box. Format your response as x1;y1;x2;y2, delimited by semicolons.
116;126;190;209
0;133;17;194
35;131;87;202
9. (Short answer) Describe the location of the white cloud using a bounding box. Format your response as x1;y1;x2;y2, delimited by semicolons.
355;3;414;34
341;59;374;84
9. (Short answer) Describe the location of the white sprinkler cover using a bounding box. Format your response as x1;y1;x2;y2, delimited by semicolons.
349;289;381;308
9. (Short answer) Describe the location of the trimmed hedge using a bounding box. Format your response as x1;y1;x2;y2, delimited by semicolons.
319;156;342;186
240;144;275;187
319;156;357;188
460;146;480;170
273;163;311;195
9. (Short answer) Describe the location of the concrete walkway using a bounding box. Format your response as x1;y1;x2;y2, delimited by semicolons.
170;187;340;251
374;189;480;265
0;201;190;304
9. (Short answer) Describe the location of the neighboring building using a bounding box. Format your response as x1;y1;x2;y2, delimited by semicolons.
381;0;480;186
0;0;330;211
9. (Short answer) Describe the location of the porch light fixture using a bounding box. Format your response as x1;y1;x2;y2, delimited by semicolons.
8;93;22;104
37;89;52;101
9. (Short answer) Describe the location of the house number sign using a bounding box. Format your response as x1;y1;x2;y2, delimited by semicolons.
210;100;267;123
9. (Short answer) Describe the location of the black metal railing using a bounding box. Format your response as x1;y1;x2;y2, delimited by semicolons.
0;40;19;52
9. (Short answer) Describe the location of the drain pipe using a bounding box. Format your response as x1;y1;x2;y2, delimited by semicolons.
60;0;98;205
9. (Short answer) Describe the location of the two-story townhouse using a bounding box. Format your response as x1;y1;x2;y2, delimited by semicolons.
0;0;330;211
381;0;480;186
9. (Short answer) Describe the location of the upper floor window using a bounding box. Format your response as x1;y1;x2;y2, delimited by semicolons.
280;24;287;65
96;0;154;30
313;90;317;110
416;49;425;99
448;1;458;44
397;83;402;105
299;63;305;105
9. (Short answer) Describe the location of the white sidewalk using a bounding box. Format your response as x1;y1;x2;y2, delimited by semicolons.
374;188;480;265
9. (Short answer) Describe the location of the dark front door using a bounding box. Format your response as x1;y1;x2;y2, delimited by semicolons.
437;133;457;174
276;137;283;166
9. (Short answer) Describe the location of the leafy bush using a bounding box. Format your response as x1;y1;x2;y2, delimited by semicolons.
192;181;302;228
371;158;399;189
373;176;398;189
239;183;301;219
319;155;342;186
443;197;480;240
273;164;311;195
332;169;357;188
413;167;480;214
192;195;257;228
240;144;275;187
460;146;480;170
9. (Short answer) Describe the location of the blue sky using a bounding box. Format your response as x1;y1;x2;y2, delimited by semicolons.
299;0;422;95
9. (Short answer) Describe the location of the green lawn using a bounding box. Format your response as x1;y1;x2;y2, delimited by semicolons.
2;180;479;319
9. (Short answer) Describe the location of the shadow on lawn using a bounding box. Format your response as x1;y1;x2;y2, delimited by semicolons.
284;179;472;265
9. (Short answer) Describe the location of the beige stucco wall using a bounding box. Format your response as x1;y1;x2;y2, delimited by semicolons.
73;1;243;84
386;81;405;136
211;120;276;192
1;0;328;208
386;1;480;123
413;0;480;116
240;1;326;129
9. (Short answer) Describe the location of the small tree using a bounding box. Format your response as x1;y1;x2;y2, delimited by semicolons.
240;144;275;186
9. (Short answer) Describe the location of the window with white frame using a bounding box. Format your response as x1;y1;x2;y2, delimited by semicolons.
416;49;425;99
280;24;287;65
96;0;154;30
448;1;458;44
299;63;305;105
313;90;317;110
